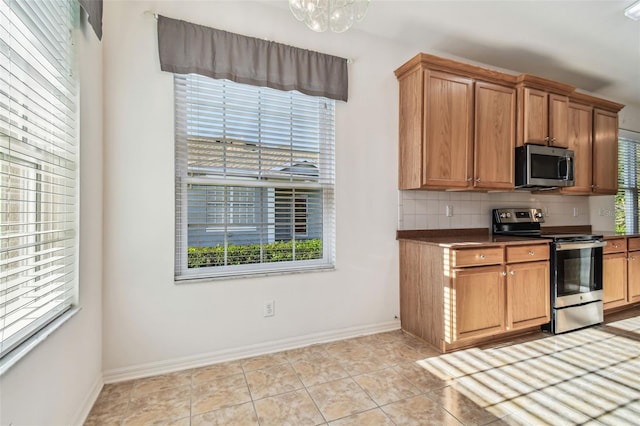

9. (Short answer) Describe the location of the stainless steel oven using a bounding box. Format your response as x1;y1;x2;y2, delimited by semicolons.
551;238;606;334
492;208;605;334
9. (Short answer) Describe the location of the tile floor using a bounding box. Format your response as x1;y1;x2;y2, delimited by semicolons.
85;307;640;426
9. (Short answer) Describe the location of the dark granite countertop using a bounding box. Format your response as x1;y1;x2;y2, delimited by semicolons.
397;228;551;248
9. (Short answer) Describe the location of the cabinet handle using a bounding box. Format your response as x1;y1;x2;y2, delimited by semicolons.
510;270;515;275
545;136;550;142
550;137;557;143
479;254;486;259
475;178;481;182
467;177;472;182
528;250;535;256
501;271;507;276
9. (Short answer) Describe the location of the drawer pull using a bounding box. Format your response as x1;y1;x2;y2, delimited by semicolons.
479;254;486;259
528;250;535;256
613;244;618;248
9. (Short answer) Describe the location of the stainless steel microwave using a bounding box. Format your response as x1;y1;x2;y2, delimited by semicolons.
515;144;574;189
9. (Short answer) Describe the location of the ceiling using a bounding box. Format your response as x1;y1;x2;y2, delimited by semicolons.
273;0;640;111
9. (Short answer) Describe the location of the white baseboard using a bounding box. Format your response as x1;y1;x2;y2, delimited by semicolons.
103;320;400;384
72;374;104;426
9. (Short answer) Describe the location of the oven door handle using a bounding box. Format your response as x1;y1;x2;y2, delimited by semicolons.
554;241;607;251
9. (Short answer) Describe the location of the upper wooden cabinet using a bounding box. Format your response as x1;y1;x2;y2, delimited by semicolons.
422;70;473;189
395;54;516;191
474;82;516;190
593;108;619;194
396;54;624;192
516;75;574;148
561;101;593;194
561;93;624;195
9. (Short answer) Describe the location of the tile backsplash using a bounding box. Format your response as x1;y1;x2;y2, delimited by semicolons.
398;190;591;230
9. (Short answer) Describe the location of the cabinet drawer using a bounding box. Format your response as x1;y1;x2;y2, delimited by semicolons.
604;238;627;253
628;237;640;251
506;244;549;263
451;247;503;267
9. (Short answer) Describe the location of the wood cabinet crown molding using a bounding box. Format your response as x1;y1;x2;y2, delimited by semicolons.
570;91;624;113
395;53;625;113
394;53;517;86
515;74;575;95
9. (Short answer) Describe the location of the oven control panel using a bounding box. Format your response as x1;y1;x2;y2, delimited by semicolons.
493;208;545;224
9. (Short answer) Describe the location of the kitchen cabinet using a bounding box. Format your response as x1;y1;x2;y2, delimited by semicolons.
505;244;550;331
561;101;593;194
399;238;550;352
453;265;505;340
561;94;624;195
519;87;569;147
421;70;474;189
516;75;574;148
474;82;516;190
593;109;619;195
627;237;640;303
395;54;516;191
603;237;627;310
507;261;550;331
602;236;640;312
396;53;623;193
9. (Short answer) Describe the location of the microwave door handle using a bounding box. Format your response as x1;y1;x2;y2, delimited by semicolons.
557;158;564;180
565;156;572;180
558;156;570;181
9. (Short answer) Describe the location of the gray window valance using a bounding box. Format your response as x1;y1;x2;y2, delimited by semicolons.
157;15;348;102
78;0;102;40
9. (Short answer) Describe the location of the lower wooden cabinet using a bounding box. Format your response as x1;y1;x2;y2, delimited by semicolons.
602;237;640;311
603;252;628;310
628;251;640;303
452;265;505;341
507;261;550;331
400;240;550;352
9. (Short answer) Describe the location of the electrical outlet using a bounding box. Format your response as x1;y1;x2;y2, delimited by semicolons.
573;207;579;217
263;300;275;317
445;205;453;217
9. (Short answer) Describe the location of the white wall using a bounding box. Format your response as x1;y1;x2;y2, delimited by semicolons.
101;0;415;379
0;14;104;426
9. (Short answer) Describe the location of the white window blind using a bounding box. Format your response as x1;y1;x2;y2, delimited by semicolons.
617;131;640;234
0;0;78;358
175;74;335;279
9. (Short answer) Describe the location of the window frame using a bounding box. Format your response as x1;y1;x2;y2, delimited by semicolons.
174;75;336;281
616;130;640;234
0;0;79;366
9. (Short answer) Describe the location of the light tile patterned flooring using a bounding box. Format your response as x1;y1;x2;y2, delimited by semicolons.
86;308;640;425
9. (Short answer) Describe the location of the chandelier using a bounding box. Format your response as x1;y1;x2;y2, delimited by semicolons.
289;0;370;33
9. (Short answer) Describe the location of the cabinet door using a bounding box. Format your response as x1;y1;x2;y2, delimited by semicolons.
628;251;640;303
522;87;548;145
423;70;474;189
561;102;593;194
451;265;505;341
603;252;628;310
507;261;550;331
592;109;619;195
474;82;516;190
548;94;569;148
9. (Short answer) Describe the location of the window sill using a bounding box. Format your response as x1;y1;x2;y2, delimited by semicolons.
175;264;335;284
0;307;81;377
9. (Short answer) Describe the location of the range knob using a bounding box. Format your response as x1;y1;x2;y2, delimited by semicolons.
506;212;512;218
534;211;543;219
